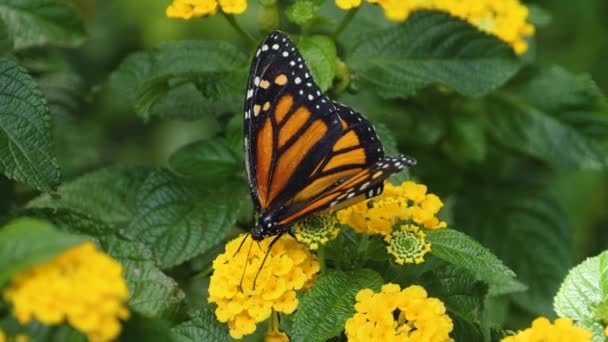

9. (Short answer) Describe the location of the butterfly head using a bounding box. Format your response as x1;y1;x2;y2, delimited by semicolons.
251;213;277;241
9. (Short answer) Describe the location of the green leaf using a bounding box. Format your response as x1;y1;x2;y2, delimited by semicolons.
426;229;526;296
38;71;101;177
454;183;573;316
297;35;337;91
120;313;173;342
28;166;150;225
554;250;608;341
487;66;608;170
29;208;186;320
127;170;245;268
420;265;488;323
348;10;521;99
419;265;490;341
103;234;185;320
170;306;232;342
169;139;242;179
0;0;85;50
291;269;384;342
0;58;61;191
108;40;247;121
0;217;85;286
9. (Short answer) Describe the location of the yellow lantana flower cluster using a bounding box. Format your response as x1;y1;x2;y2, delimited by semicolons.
337;181;445;265
337;181;447;236
501;317;593;342
166;0;246;19
3;242;130;342
208;234;320;339
294;213;340;250
336;0;534;54
345;283;453;341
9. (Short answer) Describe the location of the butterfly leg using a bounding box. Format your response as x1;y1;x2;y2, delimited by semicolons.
252;233;284;290
233;233;251;257
238;237;255;292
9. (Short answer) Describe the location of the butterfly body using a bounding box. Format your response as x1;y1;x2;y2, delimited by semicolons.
244;31;415;241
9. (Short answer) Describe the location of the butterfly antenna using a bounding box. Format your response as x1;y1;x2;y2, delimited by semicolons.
252;234;283;291
233;233;250;257
238;237;254;292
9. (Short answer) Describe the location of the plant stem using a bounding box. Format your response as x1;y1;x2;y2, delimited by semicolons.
318;246;327;273
332;7;360;39
222;13;257;44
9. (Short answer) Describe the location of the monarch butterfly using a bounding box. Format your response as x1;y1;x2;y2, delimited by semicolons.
244;31;415;243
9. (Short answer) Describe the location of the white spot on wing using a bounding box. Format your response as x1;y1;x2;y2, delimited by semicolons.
272;44;279;50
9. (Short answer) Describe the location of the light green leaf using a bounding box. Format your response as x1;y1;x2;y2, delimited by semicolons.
127;170;245;268
169;139;242;179
108;40;247;121
0;217;85;286
487;66;608;170
554;250;608;342
0;0;85;50
0;58;61;191
454;184;572;316
28;166;150;225
291;269;384;342
170;306;233;342
426;229;526;296
348;10;520;99
297;35;337;91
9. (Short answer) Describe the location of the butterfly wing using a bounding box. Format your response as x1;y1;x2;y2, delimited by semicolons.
244;31;343;213
273;103;416;226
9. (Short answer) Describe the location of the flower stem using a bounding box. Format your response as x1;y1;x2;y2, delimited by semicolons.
332;7;360;39
222;13;257;44
318;245;327;273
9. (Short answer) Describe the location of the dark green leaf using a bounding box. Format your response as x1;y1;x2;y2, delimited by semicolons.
554;250;608;341
127;170;245;268
297;35;337;91
104;234;186;320
426;229;526;296
0;58;61;191
348;10;521;99
291;269;384;342
120;313;173;342
0;0;85;50
28;166;150;225
169;139;242;179
454;183;572;316
38;71;101;176
420;265;488;323
170;306;233;342
108;40;247;121
0;19;12;54
0;217;85;286
487;66;608;169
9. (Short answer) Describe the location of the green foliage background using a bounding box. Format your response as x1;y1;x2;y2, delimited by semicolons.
0;0;607;341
